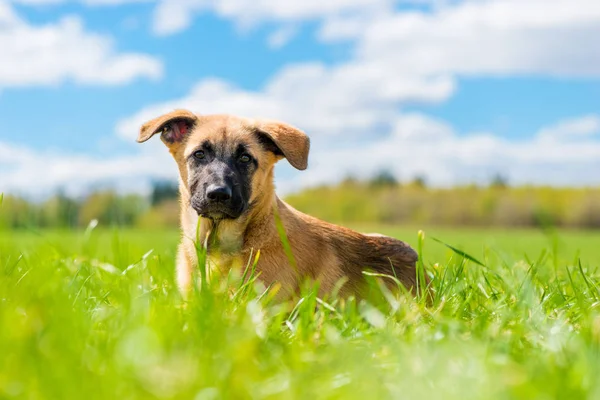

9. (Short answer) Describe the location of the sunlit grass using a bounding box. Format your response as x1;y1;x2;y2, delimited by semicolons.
2;226;600;399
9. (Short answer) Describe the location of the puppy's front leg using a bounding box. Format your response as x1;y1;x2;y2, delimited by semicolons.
177;217;214;297
176;241;196;296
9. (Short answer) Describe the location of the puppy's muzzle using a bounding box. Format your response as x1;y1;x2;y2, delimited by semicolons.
191;181;244;220
206;184;232;202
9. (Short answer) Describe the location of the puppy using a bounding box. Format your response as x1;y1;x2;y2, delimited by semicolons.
138;110;427;300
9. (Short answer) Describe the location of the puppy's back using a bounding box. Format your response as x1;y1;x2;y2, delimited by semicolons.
334;232;420;288
277;201;429;300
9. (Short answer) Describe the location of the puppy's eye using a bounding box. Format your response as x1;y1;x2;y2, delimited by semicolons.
193;150;205;160
161;124;171;134
239;154;251;163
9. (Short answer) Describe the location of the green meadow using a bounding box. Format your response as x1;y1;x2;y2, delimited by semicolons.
2;225;600;399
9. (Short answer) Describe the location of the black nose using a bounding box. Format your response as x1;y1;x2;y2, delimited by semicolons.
206;184;232;202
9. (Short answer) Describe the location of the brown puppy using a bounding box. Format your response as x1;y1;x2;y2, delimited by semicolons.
138;109;427;300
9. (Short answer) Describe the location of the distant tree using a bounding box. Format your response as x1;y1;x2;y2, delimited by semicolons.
56;190;79;227
117;194;147;226
151;181;179;206
79;191;146;226
42;190;79;228
490;173;509;189
78;191;116;226
341;174;359;186
369;169;398;188
0;195;38;228
410;175;428;188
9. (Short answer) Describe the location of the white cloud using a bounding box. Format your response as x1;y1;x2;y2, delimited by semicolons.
116;63;454;142
323;0;600;77
82;0;152;5
147;0;600;83
0;140;176;197
9;0;153;4
8;0;64;4
12;0;600;82
11;0;600;83
0;0;17;26
0;1;162;88
281;114;600;193
151;0;393;36
537;115;600;142
267;25;298;49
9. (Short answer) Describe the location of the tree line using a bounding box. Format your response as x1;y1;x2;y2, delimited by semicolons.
2;174;600;229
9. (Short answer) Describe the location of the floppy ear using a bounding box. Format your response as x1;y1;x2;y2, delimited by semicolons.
137;109;198;145
255;121;310;170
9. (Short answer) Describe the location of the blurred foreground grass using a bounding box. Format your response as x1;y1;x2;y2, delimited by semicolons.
2;226;600;399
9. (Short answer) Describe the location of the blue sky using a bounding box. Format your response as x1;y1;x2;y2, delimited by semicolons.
1;0;599;196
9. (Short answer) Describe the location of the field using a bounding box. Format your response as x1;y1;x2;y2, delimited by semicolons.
2;225;600;399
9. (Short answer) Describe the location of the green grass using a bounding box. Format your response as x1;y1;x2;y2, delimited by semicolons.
2;226;600;399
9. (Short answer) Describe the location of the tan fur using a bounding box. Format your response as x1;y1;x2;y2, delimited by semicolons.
138;110;430;301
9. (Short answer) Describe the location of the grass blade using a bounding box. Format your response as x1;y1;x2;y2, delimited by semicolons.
432;237;485;267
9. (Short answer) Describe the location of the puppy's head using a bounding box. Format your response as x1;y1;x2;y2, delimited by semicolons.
137;109;310;220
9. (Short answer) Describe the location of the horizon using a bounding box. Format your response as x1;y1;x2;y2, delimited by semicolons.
6;174;600;203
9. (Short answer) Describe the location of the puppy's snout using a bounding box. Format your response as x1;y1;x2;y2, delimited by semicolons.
206;184;232;202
